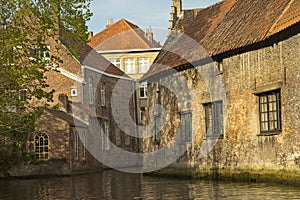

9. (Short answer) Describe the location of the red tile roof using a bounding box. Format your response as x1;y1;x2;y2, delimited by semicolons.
88;18;161;51
141;0;299;81
60;28;129;78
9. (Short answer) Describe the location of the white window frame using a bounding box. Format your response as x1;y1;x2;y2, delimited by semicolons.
124;58;136;74
110;58;121;69
71;88;78;97
139;82;148;98
34;132;49;160
138;57;150;73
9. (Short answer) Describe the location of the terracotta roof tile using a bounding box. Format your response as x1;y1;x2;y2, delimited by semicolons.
60;28;129;78
141;0;299;81
142;0;236;80
267;0;300;37
88;18;161;51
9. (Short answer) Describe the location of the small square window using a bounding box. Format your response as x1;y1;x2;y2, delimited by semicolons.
71;89;78;97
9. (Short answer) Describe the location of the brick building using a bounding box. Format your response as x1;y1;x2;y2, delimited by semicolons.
77;43;141;170
141;0;300;182
88;18;162;125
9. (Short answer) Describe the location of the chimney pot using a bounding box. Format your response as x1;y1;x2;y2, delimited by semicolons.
106;18;114;27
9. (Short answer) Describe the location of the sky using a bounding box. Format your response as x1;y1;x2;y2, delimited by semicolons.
87;0;220;44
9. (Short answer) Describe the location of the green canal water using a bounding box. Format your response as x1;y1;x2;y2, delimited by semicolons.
0;170;299;199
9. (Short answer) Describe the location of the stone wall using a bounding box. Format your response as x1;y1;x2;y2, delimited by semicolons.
82;69;141;170
143;32;300;182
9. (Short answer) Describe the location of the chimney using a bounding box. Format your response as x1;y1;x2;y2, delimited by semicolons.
145;27;153;43
58;94;72;113
106;18;114;28
88;31;93;40
169;0;182;31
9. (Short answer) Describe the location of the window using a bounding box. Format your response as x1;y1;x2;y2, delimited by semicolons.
258;90;281;134
216;60;223;74
34;132;49;160
179;112;192;142
140;107;146;124
138;57;150;73
105;121;110;150
74;131;79;160
71;88;78;97
124;58;136;74
82;131;86;160
110;58;121;69
88;77;94;104
139;82;148;98
154;116;161;143
29;45;50;64
204;101;223;139
101;83;105;106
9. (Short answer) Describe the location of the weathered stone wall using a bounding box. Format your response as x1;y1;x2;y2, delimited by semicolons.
143;32;300;182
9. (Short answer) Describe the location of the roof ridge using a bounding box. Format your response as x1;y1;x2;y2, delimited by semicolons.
121;19;152;48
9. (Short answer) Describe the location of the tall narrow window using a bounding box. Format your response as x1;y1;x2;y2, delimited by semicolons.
110;58;121;69
140;107;146;124
179;112;192;142
138;57;150;73
154;116;161;143
258;90;281;134
34;132;49;160
101;83;105;106
82;131;86;160
124;58;135;74
105;121;110;150
139;82;148;98
74;131;79;160
88;77;94;104
204;101;223;139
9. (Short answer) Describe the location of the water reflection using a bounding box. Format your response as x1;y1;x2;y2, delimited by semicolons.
0;170;299;199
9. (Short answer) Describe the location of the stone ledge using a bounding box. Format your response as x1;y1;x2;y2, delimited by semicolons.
146;165;300;186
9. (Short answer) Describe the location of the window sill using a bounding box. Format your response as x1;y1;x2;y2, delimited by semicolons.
257;131;281;136
205;135;224;140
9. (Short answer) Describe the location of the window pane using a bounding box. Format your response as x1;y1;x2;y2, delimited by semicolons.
138;58;150;73
258;90;281;133
124;58;136;74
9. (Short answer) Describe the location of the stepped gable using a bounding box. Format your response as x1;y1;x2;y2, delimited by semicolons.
88;18;161;51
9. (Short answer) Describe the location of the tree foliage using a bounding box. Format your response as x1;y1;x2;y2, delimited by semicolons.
0;0;92;159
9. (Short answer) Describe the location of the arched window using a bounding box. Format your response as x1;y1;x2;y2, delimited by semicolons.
34;132;49;160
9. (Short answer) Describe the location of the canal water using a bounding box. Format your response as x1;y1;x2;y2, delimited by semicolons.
0;170;299;199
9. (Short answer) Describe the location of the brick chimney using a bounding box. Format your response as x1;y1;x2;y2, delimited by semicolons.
106;18;114;28
169;0;182;31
